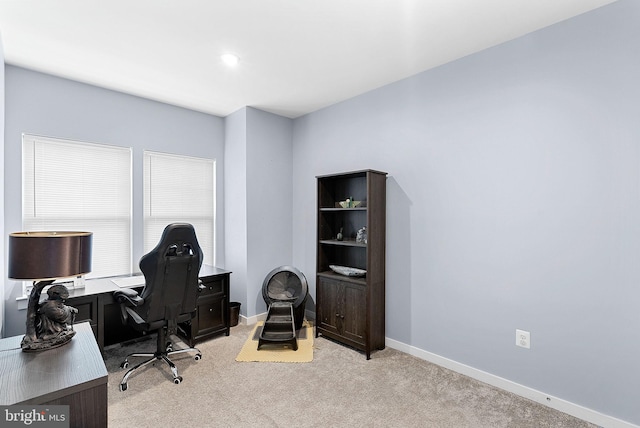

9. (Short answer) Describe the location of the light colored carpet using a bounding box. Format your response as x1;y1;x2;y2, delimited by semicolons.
235;321;313;362
105;322;597;428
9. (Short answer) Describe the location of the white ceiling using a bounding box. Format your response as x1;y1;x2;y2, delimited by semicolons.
0;0;618;118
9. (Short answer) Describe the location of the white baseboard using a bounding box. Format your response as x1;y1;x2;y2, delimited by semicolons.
240;312;266;326
385;338;637;428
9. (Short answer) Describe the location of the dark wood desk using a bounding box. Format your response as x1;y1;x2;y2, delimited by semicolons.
0;322;108;428
61;265;231;353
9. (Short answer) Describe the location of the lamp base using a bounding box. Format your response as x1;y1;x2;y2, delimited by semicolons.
21;329;77;352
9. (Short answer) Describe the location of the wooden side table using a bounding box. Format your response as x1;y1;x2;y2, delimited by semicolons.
0;322;108;428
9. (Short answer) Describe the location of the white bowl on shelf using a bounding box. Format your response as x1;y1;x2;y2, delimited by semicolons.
329;265;366;277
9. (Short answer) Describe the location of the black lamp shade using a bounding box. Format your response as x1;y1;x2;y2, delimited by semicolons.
8;231;92;280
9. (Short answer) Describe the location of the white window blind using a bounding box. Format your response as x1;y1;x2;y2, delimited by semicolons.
143;151;215;266
22;135;132;279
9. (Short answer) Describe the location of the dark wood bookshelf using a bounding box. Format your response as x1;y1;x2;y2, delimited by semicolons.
315;169;387;359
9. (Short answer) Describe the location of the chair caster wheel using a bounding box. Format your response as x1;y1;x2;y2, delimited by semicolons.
121;361;129;369
166;342;173;352
119;383;128;392
194;354;202;361
174;376;183;385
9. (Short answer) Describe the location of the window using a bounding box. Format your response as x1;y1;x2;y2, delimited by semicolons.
143;151;215;265
22;134;132;279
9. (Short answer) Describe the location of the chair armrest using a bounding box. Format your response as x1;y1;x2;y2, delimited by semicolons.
114;288;144;326
114;288;144;306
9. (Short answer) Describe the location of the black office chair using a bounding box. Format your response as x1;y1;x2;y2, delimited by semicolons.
113;223;204;391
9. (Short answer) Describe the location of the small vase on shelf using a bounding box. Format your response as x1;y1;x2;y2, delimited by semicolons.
356;226;367;244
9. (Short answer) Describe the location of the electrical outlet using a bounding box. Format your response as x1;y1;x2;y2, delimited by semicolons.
516;329;530;349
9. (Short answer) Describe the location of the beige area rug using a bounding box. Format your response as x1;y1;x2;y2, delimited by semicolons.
235;321;313;362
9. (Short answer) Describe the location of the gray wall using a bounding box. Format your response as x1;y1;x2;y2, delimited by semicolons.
224;107;293;318
245;107;293;315
224;108;249;309
3;66;225;337
292;0;640;425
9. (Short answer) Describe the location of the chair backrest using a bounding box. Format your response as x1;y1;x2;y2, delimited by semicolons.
137;223;204;324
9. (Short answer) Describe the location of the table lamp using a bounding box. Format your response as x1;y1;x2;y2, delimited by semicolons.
8;231;92;352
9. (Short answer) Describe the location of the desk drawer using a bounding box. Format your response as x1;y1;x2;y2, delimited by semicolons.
197;298;225;332
69;295;98;325
199;279;224;297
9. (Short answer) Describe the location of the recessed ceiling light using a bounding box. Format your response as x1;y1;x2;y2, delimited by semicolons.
221;53;240;67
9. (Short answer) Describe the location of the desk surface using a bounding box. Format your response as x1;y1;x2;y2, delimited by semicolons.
0;322;107;405
15;265;231;308
66;264;230;300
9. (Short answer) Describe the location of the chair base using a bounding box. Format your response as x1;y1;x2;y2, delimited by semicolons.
119;331;201;391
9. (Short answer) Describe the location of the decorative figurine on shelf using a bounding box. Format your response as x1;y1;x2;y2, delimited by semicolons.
337;227;344;241
356;226;367;244
21;283;78;351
